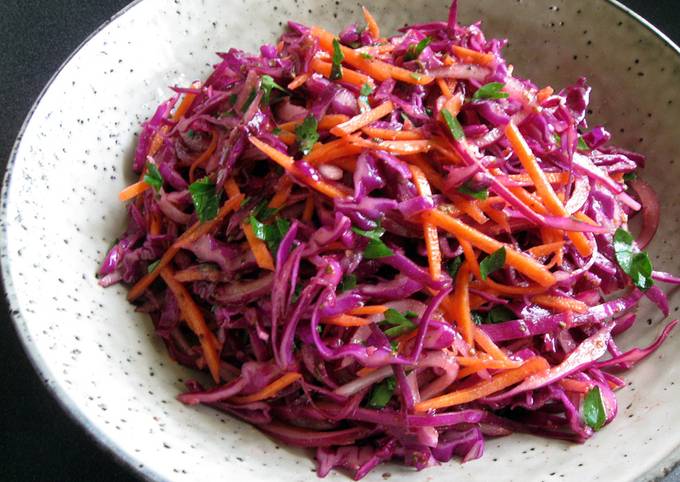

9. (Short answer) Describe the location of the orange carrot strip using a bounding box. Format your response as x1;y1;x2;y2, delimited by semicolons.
302;195;315;222
279;115;350;133
268;176;294;209
310;27;434;86
430;137;464;164
127;193;244;301
361;127;423;140
415;356;549;411
437;78;453;99
450;195;488;225
407;154;445;192
347;305;388;316
189;131;219;183
119;180;150;202
310;58;374;87
287;72;310;90
328;156;358;172
362;6;380;40
532;295;589;314
249;136;346;198
277;130;297;146
410;164;442;280
455;357;521;369
478;203;510;234
505;122;592;257
322;314;373;327
559;378;591;393
160;266;221;383
424;209;556;288
528;241;565;258
348;137;433;155
443;92;464;117
506;171;570;186
305;138;353;164
451;263;474;345
172;82;201;122
473;326;511;362
230;372;302;405
356;367;377;377
536;86;554;103
451;45;495;66
330;101;394;137
243;223;275;271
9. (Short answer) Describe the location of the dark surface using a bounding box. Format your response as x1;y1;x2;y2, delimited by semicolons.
0;1;679;481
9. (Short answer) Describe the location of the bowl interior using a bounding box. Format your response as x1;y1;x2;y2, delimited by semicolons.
3;0;680;481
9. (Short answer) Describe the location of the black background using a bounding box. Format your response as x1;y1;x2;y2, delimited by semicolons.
0;1;678;480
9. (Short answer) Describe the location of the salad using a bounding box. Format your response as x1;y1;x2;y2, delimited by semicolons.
100;1;678;479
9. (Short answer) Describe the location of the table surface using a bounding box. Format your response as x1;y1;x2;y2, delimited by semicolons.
1;1;680;480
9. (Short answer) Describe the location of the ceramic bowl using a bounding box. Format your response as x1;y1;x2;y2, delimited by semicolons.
2;0;680;480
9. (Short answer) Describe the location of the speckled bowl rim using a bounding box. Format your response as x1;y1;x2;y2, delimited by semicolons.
1;1;678;481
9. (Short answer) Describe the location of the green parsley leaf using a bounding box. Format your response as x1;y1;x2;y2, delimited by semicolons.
272;127;282;135
424;107;433;117
368;376;396;408
577;136;590;151
249;214;291;255
583;386;606;431
447;256;463;279
295;115;320;156
409;72;423;81
331;38;344;80
359;52;373;59
260;75;287;106
554;133;562;145
252;199;278;221
623;172;637;181
457;182;489;200
187;129;197;138
352;225;394;259
441;109;464;141
404;36;432;61
390;340;399;354
382;308;417;337
471;311;486;325
228;93;238;105
479;247;506;280
487;306;516;324
241;88;257;113
143;162;163;193
188;177;219;222
147;260;160;273
472;82;509;100
613;228;654;290
359;83;374;112
339;274;357;292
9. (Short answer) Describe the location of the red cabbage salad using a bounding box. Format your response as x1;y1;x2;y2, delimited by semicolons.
100;1;679;479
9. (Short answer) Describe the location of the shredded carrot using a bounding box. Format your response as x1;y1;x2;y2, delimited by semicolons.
279;115;349;133
243;223;275;271
127;193;244;301
442;92;464;118
322;314;373;327
356;367;377;377
302;195;315;222
407;154;445;192
249;136;346;198
277;129;297;146
310;27;434;86
414;356;549;411
528;241;565;258
172;81;201;122
437;78;453;99
536;86;554;103
328;156;358;171
451;263;474;345
330;101;395;137
310;57;374;88
347;305;388;316
305;138;360;164
409;165;442;280
423;209;556;288
559;378;592;393
572;211;598;226
189;131;219;183
348;137;433;155
504;122;592;257
230;372;302;405
118;180;151;202
473;326;511;362
451;45;495;66
430;137;464;164
442;54;455;66
505;171;570;186
478;203;510;233
450;195;488;225
455;356;520;369
268;176;294;209
160;266;221;383
361;127;423;140
362;6;381;40
532;295;589;314
287;72;310;90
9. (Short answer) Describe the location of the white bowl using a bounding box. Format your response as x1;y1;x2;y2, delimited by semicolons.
2;0;680;480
